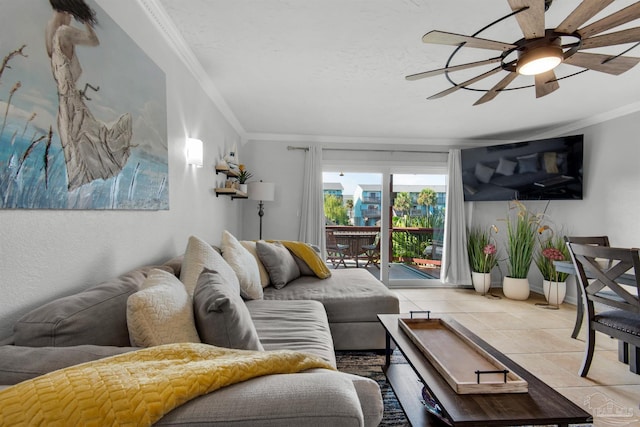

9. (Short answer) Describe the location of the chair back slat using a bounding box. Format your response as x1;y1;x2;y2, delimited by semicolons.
567;243;640;310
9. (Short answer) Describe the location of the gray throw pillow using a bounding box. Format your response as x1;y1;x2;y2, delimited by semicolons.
474;163;495;184
517;153;539;173
256;241;301;289
496;157;517;176
193;269;264;351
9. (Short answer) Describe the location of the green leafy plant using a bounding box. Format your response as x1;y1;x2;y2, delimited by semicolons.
467;225;499;273
236;164;253;184
502;200;543;279
535;227;570;282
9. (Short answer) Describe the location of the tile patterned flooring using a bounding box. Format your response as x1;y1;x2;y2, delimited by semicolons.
392;287;640;427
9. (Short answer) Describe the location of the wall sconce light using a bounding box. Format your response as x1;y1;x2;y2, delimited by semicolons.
186;137;203;167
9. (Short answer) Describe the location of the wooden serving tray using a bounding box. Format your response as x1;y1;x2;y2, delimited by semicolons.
398;317;528;394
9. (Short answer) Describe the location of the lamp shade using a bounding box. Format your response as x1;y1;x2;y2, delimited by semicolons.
248;181;275;201
517;45;563;76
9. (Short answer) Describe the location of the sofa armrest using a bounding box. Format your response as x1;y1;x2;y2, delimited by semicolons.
0;345;138;385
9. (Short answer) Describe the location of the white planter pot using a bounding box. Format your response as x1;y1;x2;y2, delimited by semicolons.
503;277;530;300
472;272;491;295
543;280;567;305
238;184;248;194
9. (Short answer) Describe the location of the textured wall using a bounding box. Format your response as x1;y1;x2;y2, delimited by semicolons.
0;0;243;340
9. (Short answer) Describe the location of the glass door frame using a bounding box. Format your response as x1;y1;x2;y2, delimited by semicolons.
322;162;448;288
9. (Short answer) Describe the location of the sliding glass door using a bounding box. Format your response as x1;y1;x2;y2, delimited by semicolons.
322;167;449;287
388;173;447;287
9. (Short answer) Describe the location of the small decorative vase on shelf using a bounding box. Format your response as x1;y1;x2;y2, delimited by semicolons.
542;280;566;306
472;272;491;295
239;184;248;194
502;277;529;300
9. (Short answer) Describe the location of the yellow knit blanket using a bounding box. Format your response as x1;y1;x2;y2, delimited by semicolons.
0;343;334;426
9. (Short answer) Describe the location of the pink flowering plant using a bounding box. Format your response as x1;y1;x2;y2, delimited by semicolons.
467;225;499;273
535;226;570;282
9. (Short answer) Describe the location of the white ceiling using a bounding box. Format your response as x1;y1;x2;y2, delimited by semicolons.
150;0;640;144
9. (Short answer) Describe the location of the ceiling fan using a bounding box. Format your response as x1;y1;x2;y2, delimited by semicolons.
407;0;640;105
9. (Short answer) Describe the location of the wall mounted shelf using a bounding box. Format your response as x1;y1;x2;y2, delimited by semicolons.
214;188;247;199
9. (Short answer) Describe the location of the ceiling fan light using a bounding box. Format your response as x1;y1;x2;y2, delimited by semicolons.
517;46;563;76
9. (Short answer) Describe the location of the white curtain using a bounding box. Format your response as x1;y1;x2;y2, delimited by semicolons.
298;146;326;254
441;149;471;285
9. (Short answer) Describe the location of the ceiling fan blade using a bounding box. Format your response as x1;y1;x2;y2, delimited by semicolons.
422;30;516;51
555;0;615;34
507;0;545;39
564;52;640;75
580;27;640;50
578;2;640;39
406;58;503;80
474;72;518;105
534;70;560;98
428;67;504;100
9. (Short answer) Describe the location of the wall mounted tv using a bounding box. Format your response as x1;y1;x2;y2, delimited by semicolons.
461;135;584;201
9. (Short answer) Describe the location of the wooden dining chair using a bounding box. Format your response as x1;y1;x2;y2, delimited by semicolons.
566;242;640;377
564;236;610;338
325;230;349;269
362;233;381;269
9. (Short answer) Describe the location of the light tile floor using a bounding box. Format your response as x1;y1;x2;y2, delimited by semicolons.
392;287;640;427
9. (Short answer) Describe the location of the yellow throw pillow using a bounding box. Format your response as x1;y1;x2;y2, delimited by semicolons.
278;241;331;279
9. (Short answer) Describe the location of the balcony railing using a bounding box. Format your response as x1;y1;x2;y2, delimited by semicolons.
325;225;443;261
363;197;381;204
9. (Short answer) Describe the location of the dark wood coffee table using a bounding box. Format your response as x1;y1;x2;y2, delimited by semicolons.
378;314;592;426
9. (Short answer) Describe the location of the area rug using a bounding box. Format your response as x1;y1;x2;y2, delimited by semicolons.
335;350;409;426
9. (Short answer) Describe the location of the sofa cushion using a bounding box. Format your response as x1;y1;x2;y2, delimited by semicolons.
156;371;367;427
221;231;263;300
246;299;335;367
240;240;271;287
263;269;399;324
193;269;263;351
127;269;201;347
0;345;138;385
181;235;239;297
256;241;300;289
12;267;161;347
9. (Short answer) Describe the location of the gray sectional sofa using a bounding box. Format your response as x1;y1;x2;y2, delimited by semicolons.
0;239;399;426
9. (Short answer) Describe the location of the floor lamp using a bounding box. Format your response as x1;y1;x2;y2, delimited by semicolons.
248;181;275;240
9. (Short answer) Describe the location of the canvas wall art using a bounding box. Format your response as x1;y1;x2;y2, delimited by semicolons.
0;0;168;209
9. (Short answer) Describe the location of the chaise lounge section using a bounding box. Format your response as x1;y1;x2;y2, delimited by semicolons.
0;235;399;426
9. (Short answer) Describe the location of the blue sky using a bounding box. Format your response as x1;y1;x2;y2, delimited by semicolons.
323;172;445;196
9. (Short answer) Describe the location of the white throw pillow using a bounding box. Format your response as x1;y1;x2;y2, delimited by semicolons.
240;240;271;288
127;269;201;347
222;231;263;300
180;235;240;297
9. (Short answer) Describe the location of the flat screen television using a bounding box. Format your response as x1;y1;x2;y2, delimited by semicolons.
461;135;584;201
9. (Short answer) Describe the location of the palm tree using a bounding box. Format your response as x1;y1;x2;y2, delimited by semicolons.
417;188;437;226
393;192;411;227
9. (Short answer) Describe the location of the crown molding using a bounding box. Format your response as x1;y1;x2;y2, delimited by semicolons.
530;101;640;140
137;0;246;137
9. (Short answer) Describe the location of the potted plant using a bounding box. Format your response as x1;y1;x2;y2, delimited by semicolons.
467;225;499;295
501;200;543;300
535;227;570;308
236;164;252;193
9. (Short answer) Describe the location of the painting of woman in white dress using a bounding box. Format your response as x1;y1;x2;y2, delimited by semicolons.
0;0;167;209
46;0;133;191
